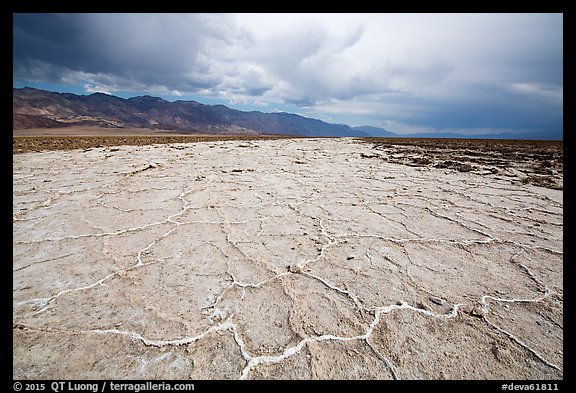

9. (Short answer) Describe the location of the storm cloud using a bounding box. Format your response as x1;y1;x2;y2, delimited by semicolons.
13;13;563;135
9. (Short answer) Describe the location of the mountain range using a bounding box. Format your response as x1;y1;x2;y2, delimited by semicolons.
13;87;562;140
13;87;368;137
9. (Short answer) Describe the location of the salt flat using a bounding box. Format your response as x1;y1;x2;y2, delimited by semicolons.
13;138;563;379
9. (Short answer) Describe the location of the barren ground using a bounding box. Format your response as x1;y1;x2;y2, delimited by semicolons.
13;136;563;379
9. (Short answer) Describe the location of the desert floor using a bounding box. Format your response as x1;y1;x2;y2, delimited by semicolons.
13;136;563;379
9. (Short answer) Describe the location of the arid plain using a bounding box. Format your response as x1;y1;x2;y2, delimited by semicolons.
13;134;563;379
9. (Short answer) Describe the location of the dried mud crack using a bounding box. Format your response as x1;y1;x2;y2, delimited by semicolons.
13;138;562;379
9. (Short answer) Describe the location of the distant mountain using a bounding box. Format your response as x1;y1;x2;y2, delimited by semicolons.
351;125;397;137
12;87;369;137
352;125;562;141
397;130;563;140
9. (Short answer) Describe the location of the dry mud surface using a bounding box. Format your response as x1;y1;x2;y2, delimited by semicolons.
13;138;563;379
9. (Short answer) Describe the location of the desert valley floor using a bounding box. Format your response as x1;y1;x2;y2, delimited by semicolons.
13;136;563;379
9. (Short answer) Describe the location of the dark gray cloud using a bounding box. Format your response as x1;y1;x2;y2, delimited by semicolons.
14;13;246;92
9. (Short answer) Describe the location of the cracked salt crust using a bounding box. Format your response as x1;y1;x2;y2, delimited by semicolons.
13;138;562;379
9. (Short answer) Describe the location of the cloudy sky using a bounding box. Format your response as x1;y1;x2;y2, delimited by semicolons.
13;13;563;136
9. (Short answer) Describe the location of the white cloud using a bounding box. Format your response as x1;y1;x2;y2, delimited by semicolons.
508;83;563;101
83;83;111;95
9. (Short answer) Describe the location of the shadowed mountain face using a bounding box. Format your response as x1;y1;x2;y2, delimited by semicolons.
12;87;368;137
